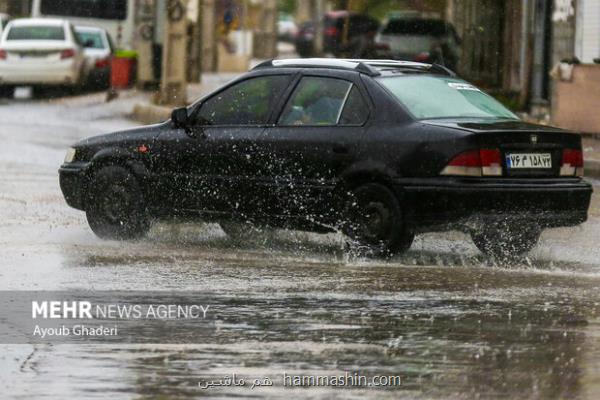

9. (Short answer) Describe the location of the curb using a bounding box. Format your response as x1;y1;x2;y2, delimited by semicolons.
586;159;600;178
132;103;172;125
580;132;600;140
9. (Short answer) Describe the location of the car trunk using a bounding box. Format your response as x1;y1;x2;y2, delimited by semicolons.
423;119;582;178
2;41;72;62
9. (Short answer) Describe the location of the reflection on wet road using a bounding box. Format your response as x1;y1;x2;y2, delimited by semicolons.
1;93;600;399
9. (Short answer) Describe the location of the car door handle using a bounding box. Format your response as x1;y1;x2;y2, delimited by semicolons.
332;145;349;154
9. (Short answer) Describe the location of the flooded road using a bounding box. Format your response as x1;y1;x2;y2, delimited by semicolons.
1;91;600;399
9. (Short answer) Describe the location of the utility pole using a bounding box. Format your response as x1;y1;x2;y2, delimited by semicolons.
255;0;278;58
135;0;157;88
155;0;188;106
188;0;203;83
313;0;325;56
296;0;313;24
531;0;549;107
201;0;217;72
264;0;278;58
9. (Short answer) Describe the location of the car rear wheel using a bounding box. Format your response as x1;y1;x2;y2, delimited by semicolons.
86;166;150;240
471;222;541;258
343;183;414;258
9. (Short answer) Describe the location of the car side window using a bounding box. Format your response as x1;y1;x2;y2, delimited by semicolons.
339;86;369;125
196;75;289;126
278;77;353;126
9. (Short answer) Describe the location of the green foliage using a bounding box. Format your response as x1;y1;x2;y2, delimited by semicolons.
278;0;296;15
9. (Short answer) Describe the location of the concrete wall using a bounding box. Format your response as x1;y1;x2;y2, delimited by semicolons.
575;0;600;63
552;64;600;133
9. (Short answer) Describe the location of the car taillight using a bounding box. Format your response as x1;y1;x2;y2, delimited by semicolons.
60;49;75;59
441;149;502;177
0;49;6;60
560;148;584;177
324;27;338;37
95;57;110;68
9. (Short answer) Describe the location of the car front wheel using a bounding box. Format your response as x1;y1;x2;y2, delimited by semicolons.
471;222;541;258
85;166;150;240
343;183;414;258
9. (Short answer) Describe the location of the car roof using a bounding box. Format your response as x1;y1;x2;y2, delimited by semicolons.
252;58;456;78
9;18;67;26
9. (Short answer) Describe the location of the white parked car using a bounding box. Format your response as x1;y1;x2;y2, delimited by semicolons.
75;25;114;88
277;12;298;42
0;18;86;91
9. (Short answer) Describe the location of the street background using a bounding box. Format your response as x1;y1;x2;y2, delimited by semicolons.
1;0;600;398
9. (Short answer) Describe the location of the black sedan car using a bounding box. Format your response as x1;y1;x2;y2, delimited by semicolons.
59;59;592;258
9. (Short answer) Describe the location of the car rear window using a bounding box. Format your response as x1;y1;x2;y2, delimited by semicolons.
76;31;105;49
6;25;65;41
378;76;517;120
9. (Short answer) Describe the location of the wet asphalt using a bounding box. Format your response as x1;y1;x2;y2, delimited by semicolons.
1;90;600;399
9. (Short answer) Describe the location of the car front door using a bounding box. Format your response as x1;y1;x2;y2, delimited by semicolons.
259;74;371;222
152;74;291;216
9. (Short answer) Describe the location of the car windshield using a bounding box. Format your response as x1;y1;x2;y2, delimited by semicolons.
6;25;65;41
377;76;518;120
76;31;104;48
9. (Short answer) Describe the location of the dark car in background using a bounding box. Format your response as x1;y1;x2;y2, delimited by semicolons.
75;25;114;89
376;18;461;71
294;20;316;58
59;59;592;259
323;11;380;56
295;11;379;57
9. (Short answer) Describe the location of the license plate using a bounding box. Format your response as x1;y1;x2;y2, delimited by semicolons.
505;153;552;169
20;53;46;58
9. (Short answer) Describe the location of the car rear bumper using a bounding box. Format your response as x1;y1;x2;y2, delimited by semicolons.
59;162;89;210
0;61;79;85
398;178;593;231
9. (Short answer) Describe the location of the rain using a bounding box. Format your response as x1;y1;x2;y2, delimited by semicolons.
1;0;600;399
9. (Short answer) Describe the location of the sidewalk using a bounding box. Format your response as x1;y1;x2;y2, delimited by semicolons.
583;137;600;178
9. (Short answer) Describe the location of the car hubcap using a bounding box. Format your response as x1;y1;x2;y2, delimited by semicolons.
101;184;132;224
358;201;392;243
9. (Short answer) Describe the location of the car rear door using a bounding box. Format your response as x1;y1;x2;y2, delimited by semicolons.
258;72;372;222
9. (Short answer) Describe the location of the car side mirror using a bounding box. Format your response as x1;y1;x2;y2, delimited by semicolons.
171;107;193;134
172;107;188;125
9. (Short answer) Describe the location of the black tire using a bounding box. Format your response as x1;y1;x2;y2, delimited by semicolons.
342;183;414;258
471;222;541;258
0;85;14;98
85;166;150;240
